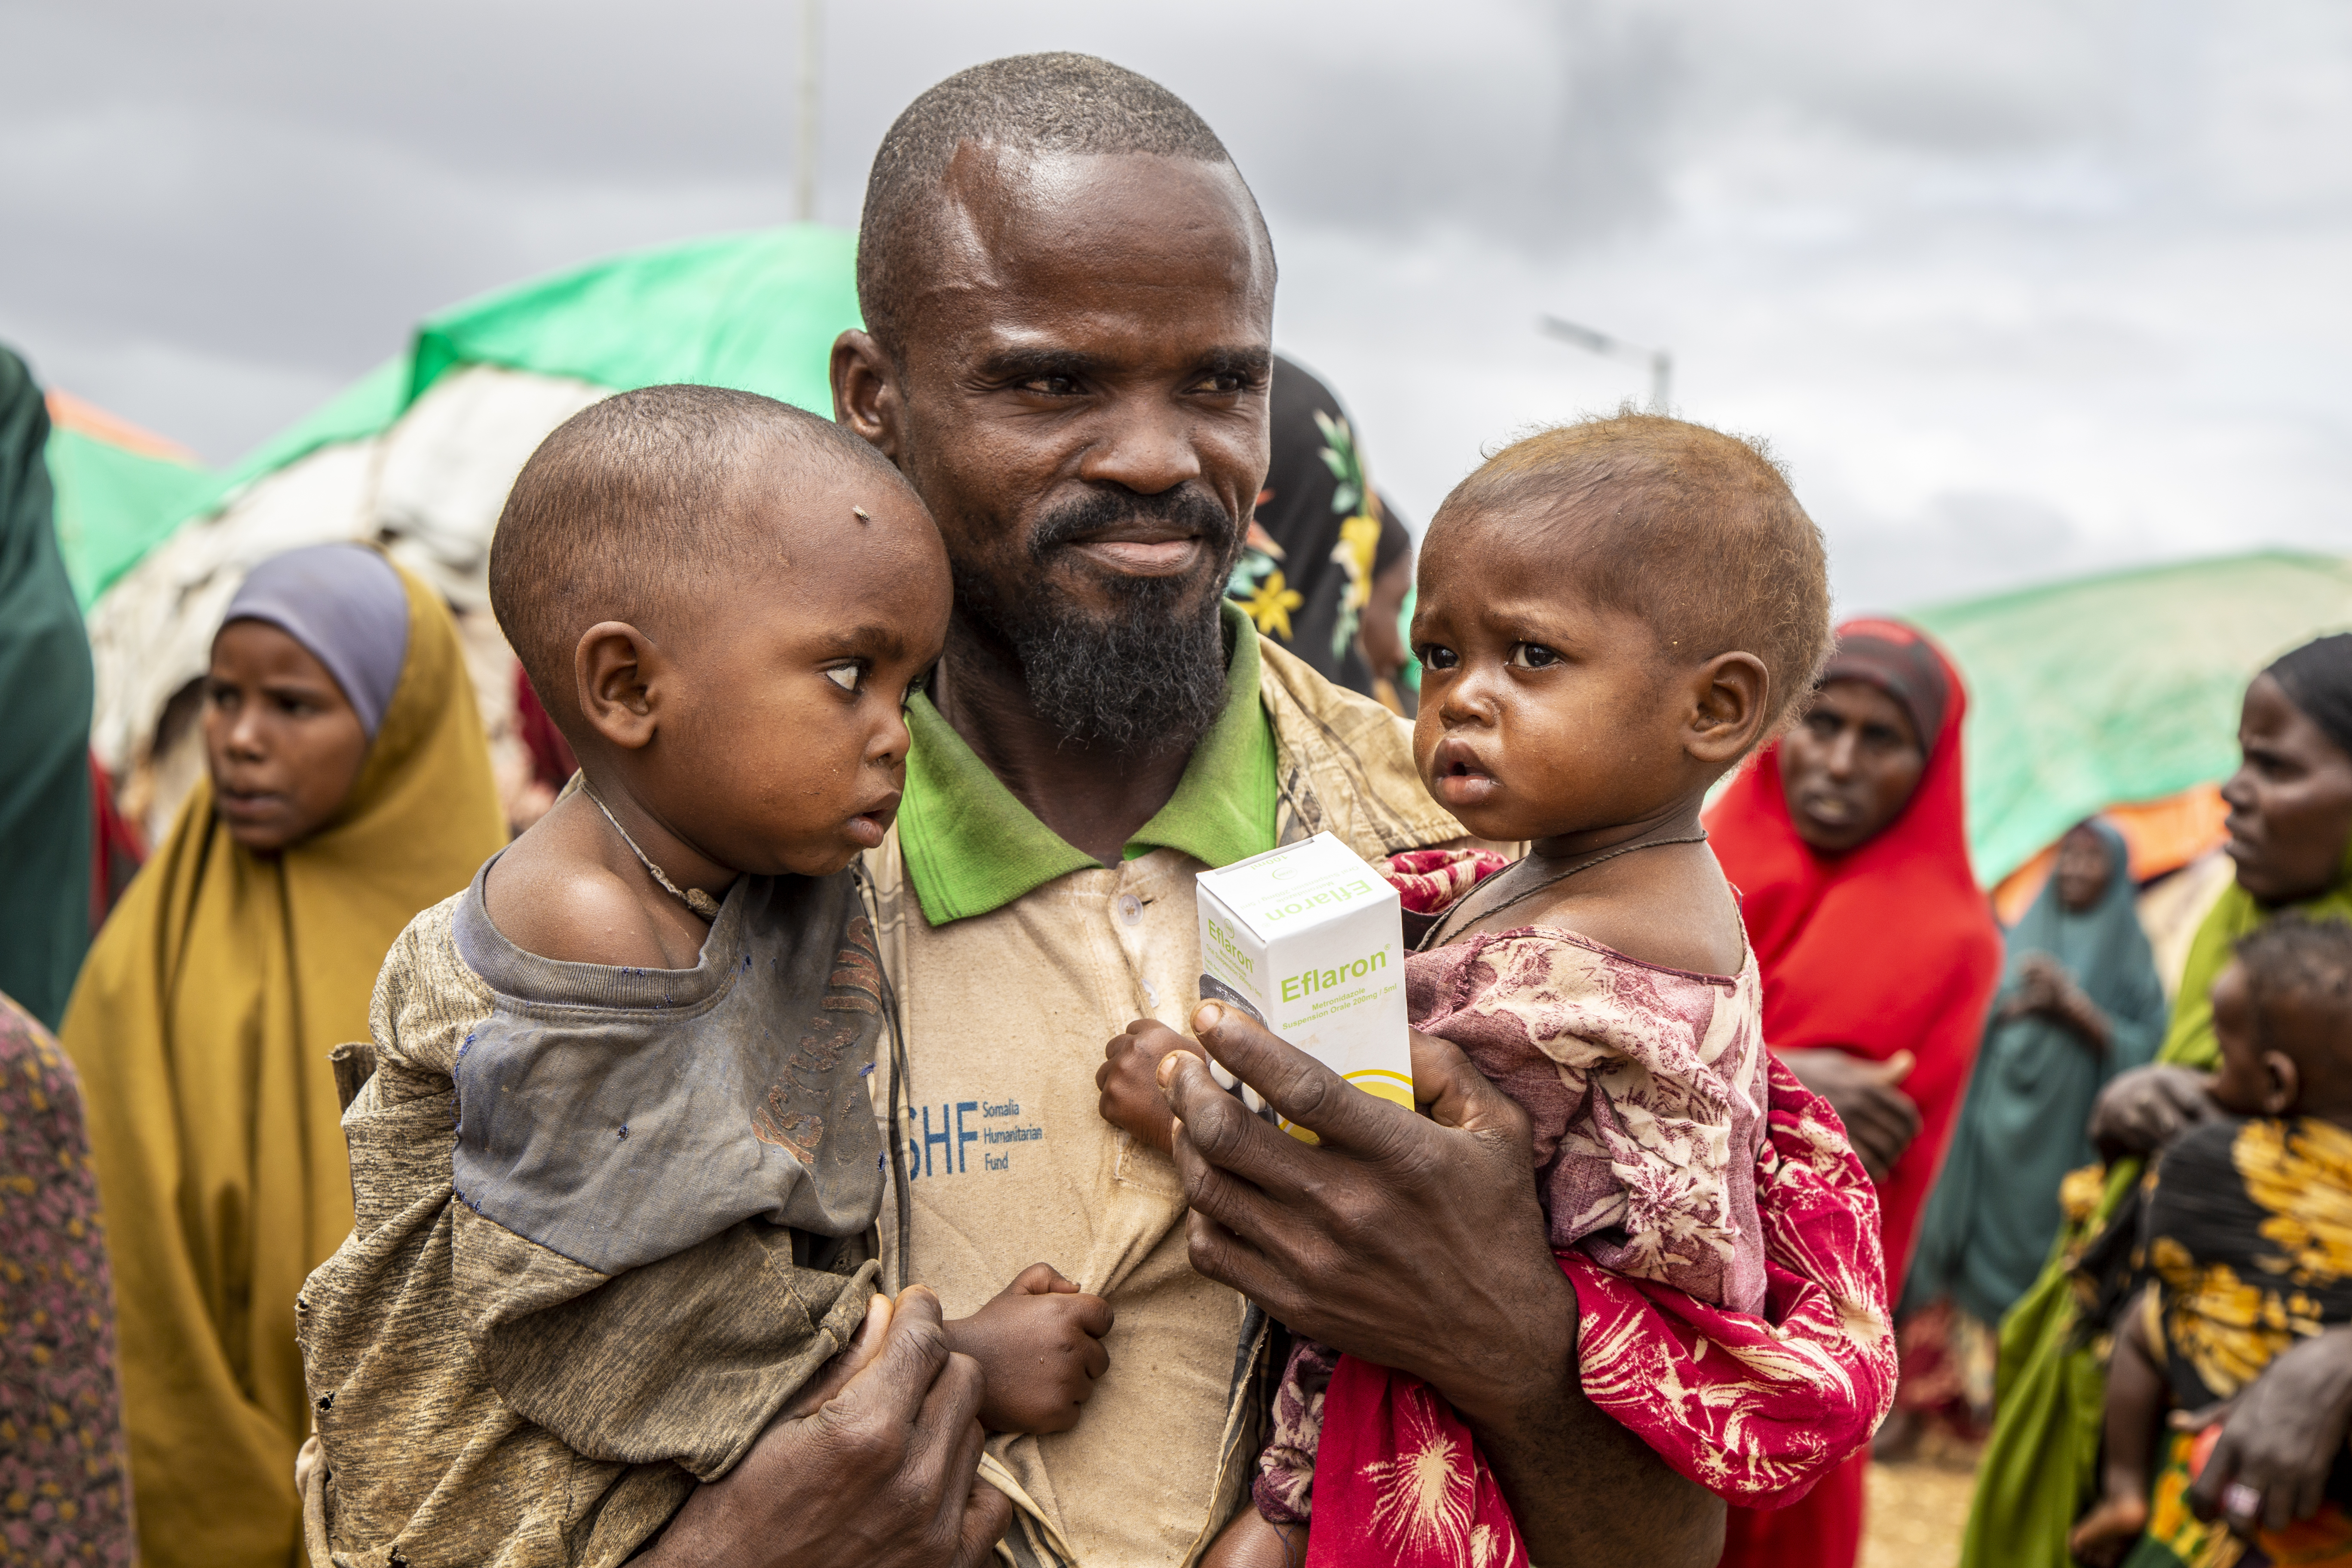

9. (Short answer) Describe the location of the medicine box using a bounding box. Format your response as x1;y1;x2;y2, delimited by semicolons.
1195;832;1413;1141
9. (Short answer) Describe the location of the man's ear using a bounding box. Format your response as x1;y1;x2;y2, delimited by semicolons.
1684;651;1770;766
2260;1050;2302;1117
575;622;664;753
831;329;903;462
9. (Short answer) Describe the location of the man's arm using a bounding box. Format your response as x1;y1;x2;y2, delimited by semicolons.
638;1288;1012;1568
1157;1008;1725;1566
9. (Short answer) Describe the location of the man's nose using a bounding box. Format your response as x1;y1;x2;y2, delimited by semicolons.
1075;395;1204;496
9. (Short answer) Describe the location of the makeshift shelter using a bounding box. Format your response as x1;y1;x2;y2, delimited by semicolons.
84;224;861;839
1908;550;2352;918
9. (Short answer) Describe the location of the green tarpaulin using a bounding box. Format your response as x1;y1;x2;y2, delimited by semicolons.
45;421;211;608
1915;550;2352;884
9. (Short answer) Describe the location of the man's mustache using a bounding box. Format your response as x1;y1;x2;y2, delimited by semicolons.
1026;486;1239;564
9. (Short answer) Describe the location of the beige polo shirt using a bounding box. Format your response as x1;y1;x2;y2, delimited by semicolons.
862;608;1467;1568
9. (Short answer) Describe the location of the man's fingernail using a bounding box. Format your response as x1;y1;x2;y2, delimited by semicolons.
1156;1050;1187;1089
1194;1001;1224;1032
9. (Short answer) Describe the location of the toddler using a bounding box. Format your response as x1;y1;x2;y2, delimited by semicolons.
2071;915;2352;1568
299;386;1112;1565
1100;412;1889;1567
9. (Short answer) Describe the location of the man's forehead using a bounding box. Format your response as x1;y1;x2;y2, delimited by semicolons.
913;146;1273;328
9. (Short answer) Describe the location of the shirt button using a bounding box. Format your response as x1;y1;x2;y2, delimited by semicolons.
1142;981;1160;1007
1118;893;1144;926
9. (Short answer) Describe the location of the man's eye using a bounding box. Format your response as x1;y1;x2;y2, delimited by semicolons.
1196;372;1246;395
1417;645;1458;671
1022;375;1081;397
824;666;861;693
1508;644;1561;670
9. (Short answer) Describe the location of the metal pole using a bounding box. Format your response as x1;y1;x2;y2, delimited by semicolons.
1650;350;1672;415
794;0;821;223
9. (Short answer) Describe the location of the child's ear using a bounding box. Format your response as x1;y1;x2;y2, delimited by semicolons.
2260;1050;2302;1117
1684;651;1770;766
575;622;664;752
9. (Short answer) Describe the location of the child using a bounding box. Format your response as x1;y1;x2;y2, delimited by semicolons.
1100;412;1893;1566
298;386;1113;1566
2070;915;2352;1568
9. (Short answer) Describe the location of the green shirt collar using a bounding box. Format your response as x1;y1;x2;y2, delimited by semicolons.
897;601;1278;925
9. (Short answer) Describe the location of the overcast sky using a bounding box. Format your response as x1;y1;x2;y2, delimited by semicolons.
5;0;2347;610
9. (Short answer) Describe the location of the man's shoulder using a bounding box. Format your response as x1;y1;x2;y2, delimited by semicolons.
1255;634;1467;859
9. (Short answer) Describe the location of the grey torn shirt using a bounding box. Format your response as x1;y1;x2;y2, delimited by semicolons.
298;860;888;1568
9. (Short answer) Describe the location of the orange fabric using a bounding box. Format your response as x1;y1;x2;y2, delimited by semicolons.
1991;783;2230;925
42;389;199;464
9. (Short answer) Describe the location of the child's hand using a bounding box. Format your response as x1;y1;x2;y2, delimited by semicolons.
943;1263;1114;1434
1097;1020;1208;1153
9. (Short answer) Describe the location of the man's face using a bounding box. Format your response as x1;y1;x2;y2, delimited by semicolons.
837;148;1274;750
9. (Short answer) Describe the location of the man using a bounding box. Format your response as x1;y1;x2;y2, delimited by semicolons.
822;54;1732;1568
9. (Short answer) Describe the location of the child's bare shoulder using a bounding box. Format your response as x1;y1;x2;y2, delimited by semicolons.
482;799;698;970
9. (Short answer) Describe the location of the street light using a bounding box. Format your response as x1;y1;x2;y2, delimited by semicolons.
1539;315;1672;414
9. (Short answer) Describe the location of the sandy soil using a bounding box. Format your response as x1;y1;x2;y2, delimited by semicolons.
1862;1431;1985;1568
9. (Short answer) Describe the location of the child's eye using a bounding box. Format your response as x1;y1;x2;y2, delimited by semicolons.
1508;643;1561;670
1417;645;1458;671
824;665;862;693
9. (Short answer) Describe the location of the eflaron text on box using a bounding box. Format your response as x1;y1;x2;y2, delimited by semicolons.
1194;832;1413;1142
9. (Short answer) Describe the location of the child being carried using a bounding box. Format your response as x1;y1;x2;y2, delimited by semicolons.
1100;411;1897;1566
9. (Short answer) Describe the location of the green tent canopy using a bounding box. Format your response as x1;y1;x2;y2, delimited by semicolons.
45;407;213;608
1914;550;2352;885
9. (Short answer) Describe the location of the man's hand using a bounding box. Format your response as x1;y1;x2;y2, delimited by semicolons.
2186;1325;2352;1535
638;1287;1012;1568
943;1263;1114;1434
1097;1021;1210;1154
2089;1063;2220;1163
1160;1002;1723;1567
1774;1048;1920;1183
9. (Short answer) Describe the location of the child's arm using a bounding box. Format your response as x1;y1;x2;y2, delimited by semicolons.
941;1263;1115;1433
2070;1285;2169;1568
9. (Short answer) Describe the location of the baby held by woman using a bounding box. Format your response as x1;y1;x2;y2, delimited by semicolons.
1101;412;1890;1566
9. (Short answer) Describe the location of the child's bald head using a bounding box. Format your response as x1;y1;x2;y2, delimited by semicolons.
1430;410;1831;739
490;383;924;723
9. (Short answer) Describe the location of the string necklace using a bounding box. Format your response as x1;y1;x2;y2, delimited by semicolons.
580;784;723;921
1415;828;1710;953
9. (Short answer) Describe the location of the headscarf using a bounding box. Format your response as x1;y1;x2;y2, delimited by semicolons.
1705;618;2004;1282
220;545;409;738
1226;355;1411;697
59;552;505;1568
1907;820;2168;1325
0;346;95;1031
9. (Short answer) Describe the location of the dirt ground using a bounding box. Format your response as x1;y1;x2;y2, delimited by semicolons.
1862;1430;1985;1568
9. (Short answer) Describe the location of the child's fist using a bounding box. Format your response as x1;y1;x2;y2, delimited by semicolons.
944;1263;1115;1434
1098;1019;1207;1153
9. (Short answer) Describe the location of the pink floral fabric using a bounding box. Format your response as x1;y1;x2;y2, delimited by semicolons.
1386;847;1510;916
1253;851;1894;1545
0;994;135;1564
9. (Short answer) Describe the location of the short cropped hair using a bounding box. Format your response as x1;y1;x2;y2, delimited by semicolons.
2238;915;2352;1056
857;53;1262;355
1432;409;1833;737
490;383;909;714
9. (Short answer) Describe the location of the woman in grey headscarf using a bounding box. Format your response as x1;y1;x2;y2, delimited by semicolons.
61;545;506;1568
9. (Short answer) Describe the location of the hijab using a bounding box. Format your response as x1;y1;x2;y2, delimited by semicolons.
1908;820;2168;1323
59;550;505;1568
1227;355;1411;696
2159;635;2352;1071
1706;618;2005;1279
0;345;95;1031
221;544;410;738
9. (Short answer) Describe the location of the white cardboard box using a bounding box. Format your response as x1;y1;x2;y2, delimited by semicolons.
1195;832;1413;1141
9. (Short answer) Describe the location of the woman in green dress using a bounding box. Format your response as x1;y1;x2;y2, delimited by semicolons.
1963;635;2352;1567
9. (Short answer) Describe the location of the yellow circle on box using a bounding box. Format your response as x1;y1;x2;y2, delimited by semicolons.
1279;1069;1418;1144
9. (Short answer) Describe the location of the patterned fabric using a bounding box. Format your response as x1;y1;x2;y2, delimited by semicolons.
0;993;134;1565
1277;1056;1894;1566
1385;847;1510;916
2121;1427;2352;1568
2140;1118;2352;1412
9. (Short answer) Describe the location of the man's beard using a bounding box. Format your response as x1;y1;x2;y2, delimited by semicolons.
958;487;1240;755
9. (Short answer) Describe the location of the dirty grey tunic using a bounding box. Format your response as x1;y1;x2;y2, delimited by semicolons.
297;860;886;1568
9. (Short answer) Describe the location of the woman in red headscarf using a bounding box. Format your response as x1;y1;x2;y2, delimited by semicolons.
1706;618;2004;1568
